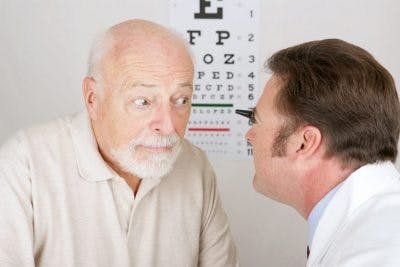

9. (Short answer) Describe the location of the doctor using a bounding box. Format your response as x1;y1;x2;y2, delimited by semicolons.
237;39;400;266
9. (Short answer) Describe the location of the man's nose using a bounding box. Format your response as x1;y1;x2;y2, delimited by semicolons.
151;104;175;135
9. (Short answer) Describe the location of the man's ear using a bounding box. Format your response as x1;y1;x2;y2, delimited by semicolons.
82;77;100;120
289;125;322;159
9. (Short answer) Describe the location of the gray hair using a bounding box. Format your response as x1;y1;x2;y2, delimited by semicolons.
86;29;115;81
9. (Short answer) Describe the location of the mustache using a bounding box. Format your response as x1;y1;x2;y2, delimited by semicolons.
130;133;180;148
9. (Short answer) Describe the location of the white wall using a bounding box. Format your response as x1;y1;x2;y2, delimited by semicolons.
1;1;399;266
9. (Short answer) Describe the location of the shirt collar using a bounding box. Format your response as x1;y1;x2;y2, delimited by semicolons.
69;111;115;182
307;182;342;247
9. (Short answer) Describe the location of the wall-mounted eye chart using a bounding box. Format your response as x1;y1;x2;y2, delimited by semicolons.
170;0;260;158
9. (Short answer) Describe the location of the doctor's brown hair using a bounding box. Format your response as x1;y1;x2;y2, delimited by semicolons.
267;39;400;166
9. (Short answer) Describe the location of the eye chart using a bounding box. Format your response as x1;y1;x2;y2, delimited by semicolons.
170;0;260;158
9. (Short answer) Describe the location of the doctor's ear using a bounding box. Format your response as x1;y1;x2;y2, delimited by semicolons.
291;126;322;157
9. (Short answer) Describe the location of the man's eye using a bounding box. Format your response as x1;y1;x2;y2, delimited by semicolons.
175;96;189;106
133;98;150;107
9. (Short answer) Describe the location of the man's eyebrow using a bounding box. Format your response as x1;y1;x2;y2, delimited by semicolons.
128;83;192;89
178;82;193;89
123;83;157;92
131;83;157;88
123;82;193;93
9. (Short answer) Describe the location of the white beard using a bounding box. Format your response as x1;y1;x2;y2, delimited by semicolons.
110;133;182;180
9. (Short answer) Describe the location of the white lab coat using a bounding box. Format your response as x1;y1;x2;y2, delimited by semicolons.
307;161;400;267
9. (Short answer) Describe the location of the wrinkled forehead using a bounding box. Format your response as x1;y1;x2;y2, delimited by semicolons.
99;40;193;91
117;44;192;68
110;24;192;61
107;33;192;68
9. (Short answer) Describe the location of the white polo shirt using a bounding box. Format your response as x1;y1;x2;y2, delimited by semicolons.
0;112;238;267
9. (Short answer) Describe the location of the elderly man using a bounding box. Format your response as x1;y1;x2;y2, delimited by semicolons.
237;39;400;266
0;19;238;266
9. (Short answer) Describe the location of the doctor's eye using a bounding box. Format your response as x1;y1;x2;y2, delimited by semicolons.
235;108;256;125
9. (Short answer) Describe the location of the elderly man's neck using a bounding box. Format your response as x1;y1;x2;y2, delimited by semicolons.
98;146;142;195
110;162;142;195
